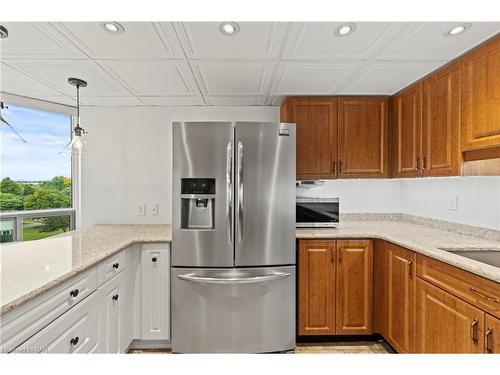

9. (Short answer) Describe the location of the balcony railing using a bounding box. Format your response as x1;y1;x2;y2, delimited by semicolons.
0;208;76;242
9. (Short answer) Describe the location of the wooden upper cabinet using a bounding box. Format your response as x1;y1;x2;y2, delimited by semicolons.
335;240;373;334
422;61;462;176
337;97;389;178
416;279;485;353
392;83;422;177
461;36;500;151
298;240;336;335
485;314;500;354
281;97;337;180
385;243;416;353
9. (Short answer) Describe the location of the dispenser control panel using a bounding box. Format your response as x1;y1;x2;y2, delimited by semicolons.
181;178;216;195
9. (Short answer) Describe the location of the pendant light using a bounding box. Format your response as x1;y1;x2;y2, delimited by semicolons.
68;77;88;152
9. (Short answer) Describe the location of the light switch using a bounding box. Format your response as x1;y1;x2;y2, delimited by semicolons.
138;203;146;216
151;203;159;216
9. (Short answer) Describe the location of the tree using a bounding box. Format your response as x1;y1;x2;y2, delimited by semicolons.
24;188;71;210
39;176;71;191
0;177;24;196
38;216;70;233
0;192;24;211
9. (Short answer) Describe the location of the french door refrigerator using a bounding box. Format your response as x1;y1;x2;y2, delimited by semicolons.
172;121;296;353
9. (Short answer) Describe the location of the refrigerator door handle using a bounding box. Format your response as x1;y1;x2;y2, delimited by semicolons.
177;272;290;285
237;141;244;244
226;142;233;245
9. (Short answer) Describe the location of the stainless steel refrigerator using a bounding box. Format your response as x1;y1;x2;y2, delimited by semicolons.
171;121;296;353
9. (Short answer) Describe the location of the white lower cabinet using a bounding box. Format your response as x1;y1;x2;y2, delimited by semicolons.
97;271;126;353
20;293;98;353
140;244;170;340
3;242;170;354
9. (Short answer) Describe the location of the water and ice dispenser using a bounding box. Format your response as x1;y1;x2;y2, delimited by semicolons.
180;178;216;230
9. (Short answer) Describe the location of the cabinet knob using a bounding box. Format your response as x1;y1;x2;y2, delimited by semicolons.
112;294;119;301
112;262;120;269
70;289;79;298
152;257;157;263
70;336;79;346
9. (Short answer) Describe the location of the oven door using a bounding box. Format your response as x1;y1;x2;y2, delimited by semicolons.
171;266;296;353
296;198;339;227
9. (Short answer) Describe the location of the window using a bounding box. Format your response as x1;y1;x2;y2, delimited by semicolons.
0;103;76;242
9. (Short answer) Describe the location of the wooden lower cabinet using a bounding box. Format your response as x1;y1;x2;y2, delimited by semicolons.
336;240;373;334
416;278;485;353
385;243;416;353
485;314;500;353
298;239;372;336
298;240;336;335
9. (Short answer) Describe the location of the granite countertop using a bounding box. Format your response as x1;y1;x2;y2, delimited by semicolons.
0;224;171;316
2;219;500;317
297;221;500;283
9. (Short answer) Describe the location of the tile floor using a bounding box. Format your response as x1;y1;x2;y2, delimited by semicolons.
128;341;391;354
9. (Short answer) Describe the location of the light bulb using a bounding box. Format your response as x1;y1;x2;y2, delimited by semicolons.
71;135;87;152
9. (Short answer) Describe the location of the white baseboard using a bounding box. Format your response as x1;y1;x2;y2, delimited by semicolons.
127;339;171;350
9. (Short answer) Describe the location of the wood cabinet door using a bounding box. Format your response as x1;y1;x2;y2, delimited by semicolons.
386;243;416;353
416;279;485;353
422;61;462;176
392;84;423;177
338;97;389;178
335;240;373;334
284;97;338;180
298;240;336;335
373;240;389;337
97;272;124;353
485;314;500;354
461;36;500;151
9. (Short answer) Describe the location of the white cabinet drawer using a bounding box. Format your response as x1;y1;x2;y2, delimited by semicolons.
17;293;97;353
0;267;98;352
97;250;126;286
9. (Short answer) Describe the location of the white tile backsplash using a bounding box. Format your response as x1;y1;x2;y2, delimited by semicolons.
296;176;500;230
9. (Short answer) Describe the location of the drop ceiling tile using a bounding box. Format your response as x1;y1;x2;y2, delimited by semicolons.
205;96;265;106
139;96;204;106
270;61;362;95
282;22;400;60
192;61;275;96
341;61;447;95
174;22;289;60
81;96;143;106
1;62;66;97
97;60;199;96
0;22;85;59
6;59;130;97
378;22;500;60
54;22;184;59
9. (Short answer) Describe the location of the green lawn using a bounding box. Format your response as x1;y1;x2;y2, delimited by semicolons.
22;226;66;241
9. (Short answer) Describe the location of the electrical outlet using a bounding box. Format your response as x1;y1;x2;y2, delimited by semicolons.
138;203;146;216
151;203;159;216
448;196;458;211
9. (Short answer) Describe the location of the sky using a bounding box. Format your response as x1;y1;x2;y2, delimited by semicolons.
0;104;71;181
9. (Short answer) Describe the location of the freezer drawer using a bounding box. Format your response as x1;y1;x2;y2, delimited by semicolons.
171;266;296;353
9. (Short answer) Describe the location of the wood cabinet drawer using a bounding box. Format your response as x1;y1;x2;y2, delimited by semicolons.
417;255;500;319
17;293;98;353
97;250;127;286
0;267;98;352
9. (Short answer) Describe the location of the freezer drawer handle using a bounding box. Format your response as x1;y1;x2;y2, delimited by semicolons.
177;272;290;284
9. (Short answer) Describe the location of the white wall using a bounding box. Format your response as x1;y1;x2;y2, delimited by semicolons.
80;106;279;227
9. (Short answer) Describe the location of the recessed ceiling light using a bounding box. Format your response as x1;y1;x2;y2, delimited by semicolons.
444;23;471;37
335;23;357;37
219;22;240;36
0;25;8;39
101;22;125;34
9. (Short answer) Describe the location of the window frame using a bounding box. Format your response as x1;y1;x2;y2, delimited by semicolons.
0;93;80;241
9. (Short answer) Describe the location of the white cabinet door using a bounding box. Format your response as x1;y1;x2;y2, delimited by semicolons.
140;244;170;340
97;272;125;353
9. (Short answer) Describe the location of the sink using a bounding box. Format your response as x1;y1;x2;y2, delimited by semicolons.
438;248;500;268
